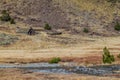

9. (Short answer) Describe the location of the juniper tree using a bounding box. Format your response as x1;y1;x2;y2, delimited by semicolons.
103;47;115;64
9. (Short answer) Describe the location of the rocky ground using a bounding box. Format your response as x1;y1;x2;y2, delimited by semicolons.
0;69;119;80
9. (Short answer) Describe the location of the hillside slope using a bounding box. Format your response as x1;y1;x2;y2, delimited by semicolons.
0;0;120;36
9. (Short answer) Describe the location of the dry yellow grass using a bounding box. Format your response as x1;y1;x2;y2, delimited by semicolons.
0;21;120;64
54;0;118;21
0;34;119;64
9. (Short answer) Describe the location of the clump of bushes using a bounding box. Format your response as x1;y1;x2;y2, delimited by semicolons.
44;23;52;30
49;57;61;64
103;47;115;64
114;22;120;31
0;10;11;22
0;10;15;24
83;28;89;33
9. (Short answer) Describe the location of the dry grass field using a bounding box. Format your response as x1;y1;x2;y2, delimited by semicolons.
0;34;119;65
0;23;120;64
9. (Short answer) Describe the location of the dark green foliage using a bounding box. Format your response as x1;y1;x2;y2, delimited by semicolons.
10;19;15;24
83;28;89;33
0;11;11;22
103;47;115;64
49;57;61;64
117;54;120;58
114;22;120;31
44;23;52;30
0;10;15;24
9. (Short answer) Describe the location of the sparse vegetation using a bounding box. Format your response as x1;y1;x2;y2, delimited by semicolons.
83;28;89;33
0;33;18;45
0;10;11;22
1;10;7;14
117;54;120;58
49;57;61;64
0;10;15;24
114;22;120;31
10;18;15;24
107;0;119;3
44;23;52;30
103;47;115;64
